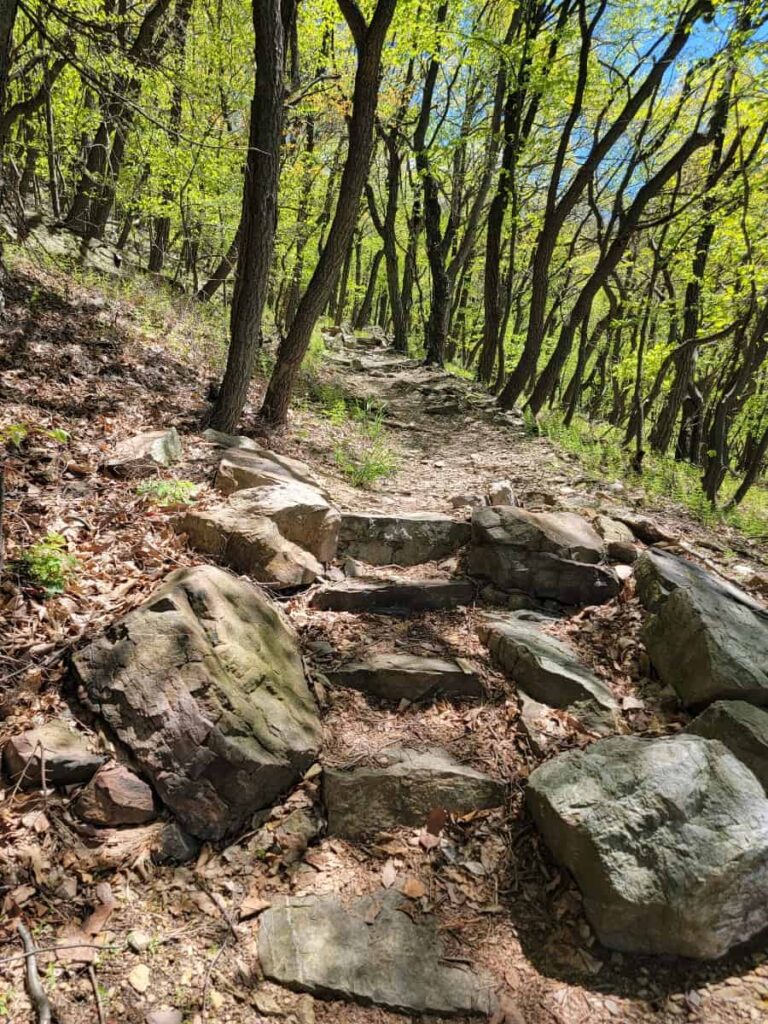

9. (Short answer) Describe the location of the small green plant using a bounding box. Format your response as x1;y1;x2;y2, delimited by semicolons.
0;423;29;447
334;441;398;488
43;427;70;444
18;533;78;594
136;479;198;505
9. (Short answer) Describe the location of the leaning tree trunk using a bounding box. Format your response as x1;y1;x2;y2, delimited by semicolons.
259;0;397;426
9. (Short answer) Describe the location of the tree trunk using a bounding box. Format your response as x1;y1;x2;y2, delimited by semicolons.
209;0;291;431
259;0;397;426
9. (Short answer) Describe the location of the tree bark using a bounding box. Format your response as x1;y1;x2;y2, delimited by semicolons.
259;0;396;426
209;0;292;431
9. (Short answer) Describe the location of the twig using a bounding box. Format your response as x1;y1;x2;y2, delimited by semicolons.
88;964;107;1024
0;942;121;966
17;922;52;1024
200;936;230;1021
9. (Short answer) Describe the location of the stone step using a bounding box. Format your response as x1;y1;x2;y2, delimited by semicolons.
258;892;497;1017
338;511;470;566
328;652;483;701
323;747;505;838
309;577;474;614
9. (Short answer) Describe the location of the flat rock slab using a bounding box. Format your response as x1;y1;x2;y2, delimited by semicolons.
176;506;323;588
73;763;156;826
527;734;768;958
477;616;617;712
105;428;181;478
328;653;483;701
324;747;505;838
309;577;474;614
72;565;320;840
258;893;496;1016
687;701;768;791
338;511;470;566
3;720;106;788
467;507;619;607
637;550;768;705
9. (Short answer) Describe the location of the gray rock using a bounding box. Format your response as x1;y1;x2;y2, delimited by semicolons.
73;763;156;826
338;511;470;566
3;720;106;788
450;493;486;510
72;565;320;840
258;892;496;1016
637;550;768;705
105;428;182;478
324;747;505;838
176;506;323;588
687;701;768;791
527;734;768;958
328;653;483;701
593;515;638;564
226;483;339;563
213;446;325;496
309;577;474;614
477;616;616;713
487;480;516;506
466;507;619;607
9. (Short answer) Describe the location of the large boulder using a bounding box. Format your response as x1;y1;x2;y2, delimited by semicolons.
258;893;496;1016
466;507;619;606
527;734;768;958
176;506;323;588
637;550;768;706
687;701;768;792
338;511;470;566
72;565;320;840
477;616;617;714
324;747;505;838
309;576;474;614
226;484;339;563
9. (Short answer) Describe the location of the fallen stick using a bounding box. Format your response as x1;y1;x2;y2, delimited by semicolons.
89;964;107;1024
17;922;52;1024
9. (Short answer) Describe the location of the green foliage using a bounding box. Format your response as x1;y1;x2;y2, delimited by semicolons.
539;412;768;541
136;479;198;505
333;440;398;489
17;533;78;595
0;423;29;447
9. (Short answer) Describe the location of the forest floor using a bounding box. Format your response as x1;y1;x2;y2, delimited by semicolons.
1;254;768;1024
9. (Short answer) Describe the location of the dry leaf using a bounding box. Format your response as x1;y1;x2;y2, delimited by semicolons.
239;896;271;921
381;859;397;888
401;877;426;899
425;807;447;836
418;831;440;851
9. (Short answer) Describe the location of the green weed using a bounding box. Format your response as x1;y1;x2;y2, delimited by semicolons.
17;533;78;594
333;441;398;488
136;479;198;505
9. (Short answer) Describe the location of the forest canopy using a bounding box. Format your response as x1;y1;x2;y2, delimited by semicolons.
2;0;768;507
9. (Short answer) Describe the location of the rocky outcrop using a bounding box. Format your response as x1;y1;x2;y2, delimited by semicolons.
687;701;768;791
258;893;496;1016
105;428;182;477
466;507;620;606
3;720;105;788
477;616;616;713
176;505;323;587
72;565;320;840
309;577;474;614
637;549;768;706
178;444;338;586
337;511;470;566
74;763;156;826
527;734;768;958
328;653;483;701
324;747;505;838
